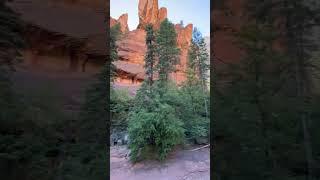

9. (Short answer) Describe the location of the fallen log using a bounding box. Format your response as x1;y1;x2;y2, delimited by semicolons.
189;144;210;151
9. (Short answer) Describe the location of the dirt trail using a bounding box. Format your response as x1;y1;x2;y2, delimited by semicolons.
111;145;210;180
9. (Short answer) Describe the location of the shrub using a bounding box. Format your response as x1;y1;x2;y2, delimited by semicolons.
110;88;133;130
128;102;184;161
175;84;210;143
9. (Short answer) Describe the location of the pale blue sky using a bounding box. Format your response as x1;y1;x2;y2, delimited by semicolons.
110;0;210;36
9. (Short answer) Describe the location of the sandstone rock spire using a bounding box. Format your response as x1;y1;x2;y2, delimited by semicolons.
110;0;196;85
110;13;129;33
137;0;167;29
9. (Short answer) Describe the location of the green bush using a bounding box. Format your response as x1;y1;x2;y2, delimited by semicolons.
128;102;184;161
127;81;209;162
176;83;210;142
110;88;133;130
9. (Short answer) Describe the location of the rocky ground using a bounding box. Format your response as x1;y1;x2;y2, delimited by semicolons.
110;145;210;180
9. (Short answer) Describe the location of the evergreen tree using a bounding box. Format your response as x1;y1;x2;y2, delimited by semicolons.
144;24;156;86
0;1;24;118
66;22;121;179
0;0;24;145
172;27;211;143
79;23;121;143
179;20;184;27
213;21;300;180
127;19;184;162
79;64;108;143
213;1;320;179
128;98;184;161
156;18;180;83
0;1;24;72
187;28;210;118
110;88;133;131
189;28;210;85
247;0;320;178
110;23;121;81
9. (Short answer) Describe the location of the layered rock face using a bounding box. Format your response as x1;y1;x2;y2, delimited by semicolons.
175;24;193;70
111;0;194;85
110;13;129;33
117;29;146;64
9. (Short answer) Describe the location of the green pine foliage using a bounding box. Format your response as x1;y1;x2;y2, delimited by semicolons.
179;83;210;143
110;88;133;130
144;24;156;86
245;1;320;179
189;28;210;85
179;27;210;142
127;19;187;162
63;23;122;178
109;24;133;130
128;95;184;161
0;1;25;72
79;63;108;143
110;23;121;81
0;0;24;122
212;0;320;178
0;2;29;179
156;18;180;82
213;22;299;179
68;23;122;178
126;21;210;162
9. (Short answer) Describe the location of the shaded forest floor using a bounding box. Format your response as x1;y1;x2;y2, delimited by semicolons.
111;145;210;180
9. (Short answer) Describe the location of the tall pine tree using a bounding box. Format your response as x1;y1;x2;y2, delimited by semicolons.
156;18;180;83
187;28;210;118
144;24;156;86
247;0;320;178
127;19;184;162
213;0;320;179
0;1;24;116
70;23;121;179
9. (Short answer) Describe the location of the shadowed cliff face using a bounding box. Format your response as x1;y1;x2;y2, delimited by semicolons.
213;0;246;65
111;0;195;85
213;0;286;67
8;0;106;74
48;0;106;10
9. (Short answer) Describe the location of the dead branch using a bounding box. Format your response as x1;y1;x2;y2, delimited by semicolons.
189;144;210;151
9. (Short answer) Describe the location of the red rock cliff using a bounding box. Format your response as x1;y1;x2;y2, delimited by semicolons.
110;13;129;33
137;0;167;29
110;0;194;85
